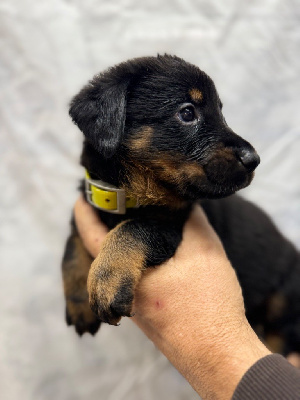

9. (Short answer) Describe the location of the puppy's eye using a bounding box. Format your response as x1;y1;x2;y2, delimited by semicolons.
178;106;196;123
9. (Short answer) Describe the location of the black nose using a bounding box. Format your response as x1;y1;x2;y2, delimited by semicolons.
237;148;260;172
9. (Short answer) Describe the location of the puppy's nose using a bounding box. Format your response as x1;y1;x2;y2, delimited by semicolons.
237;148;260;172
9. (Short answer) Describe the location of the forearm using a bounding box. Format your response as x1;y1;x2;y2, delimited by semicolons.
148;329;269;400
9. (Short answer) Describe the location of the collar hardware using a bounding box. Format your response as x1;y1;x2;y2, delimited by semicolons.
85;171;137;214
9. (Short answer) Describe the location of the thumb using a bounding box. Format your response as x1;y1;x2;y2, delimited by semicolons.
74;196;108;258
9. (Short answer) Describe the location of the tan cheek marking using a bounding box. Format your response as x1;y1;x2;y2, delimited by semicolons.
123;163;186;208
153;157;205;183
123;154;206;208
206;147;237;168
126;126;153;154
189;88;203;103
177;161;205;180
212;147;235;161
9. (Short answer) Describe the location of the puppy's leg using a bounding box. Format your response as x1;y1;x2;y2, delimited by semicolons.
88;219;183;325
62;219;101;335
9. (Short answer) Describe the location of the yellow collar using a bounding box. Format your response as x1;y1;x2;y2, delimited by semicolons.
85;171;138;214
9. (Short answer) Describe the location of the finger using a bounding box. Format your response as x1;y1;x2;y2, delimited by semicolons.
74;196;108;258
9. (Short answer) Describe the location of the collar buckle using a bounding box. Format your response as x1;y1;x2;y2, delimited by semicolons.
85;171;137;215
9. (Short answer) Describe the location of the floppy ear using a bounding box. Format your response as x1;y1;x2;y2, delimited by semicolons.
69;76;129;158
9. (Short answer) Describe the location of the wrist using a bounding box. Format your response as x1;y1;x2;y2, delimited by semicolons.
202;321;271;400
134;311;270;400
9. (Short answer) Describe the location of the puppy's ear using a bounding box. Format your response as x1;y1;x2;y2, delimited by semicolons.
69;76;129;158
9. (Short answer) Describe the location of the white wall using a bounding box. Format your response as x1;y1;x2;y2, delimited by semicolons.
1;1;299;399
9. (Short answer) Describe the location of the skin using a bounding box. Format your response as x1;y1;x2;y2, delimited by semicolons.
73;196;299;400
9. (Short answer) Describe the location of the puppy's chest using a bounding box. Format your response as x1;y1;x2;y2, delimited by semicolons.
96;205;190;232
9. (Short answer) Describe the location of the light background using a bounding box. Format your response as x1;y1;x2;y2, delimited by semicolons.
1;1;300;399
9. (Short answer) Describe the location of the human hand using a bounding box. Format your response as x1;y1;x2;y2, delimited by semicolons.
74;197;270;399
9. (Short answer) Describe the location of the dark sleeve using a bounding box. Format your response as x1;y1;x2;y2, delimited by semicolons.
232;354;300;400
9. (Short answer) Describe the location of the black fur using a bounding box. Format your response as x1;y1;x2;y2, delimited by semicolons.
62;55;300;355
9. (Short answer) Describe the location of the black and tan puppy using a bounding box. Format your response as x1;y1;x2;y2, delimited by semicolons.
62;55;300;355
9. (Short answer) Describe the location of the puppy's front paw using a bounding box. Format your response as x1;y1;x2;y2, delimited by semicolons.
62;228;101;336
88;264;138;325
87;220;146;325
66;295;101;336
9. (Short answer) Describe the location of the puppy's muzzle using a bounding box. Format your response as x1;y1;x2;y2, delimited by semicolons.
202;136;260;191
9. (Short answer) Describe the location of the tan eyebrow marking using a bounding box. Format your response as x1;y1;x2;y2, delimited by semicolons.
189;88;203;103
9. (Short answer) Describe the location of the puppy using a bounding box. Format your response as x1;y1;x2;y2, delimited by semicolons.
62;55;300;355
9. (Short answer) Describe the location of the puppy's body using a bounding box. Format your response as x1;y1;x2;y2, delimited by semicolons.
62;55;300;355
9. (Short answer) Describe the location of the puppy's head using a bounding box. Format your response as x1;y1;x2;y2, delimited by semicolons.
70;55;260;206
